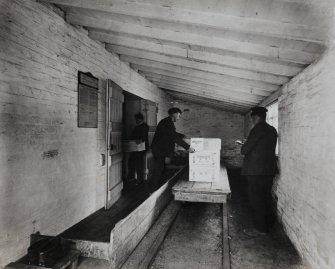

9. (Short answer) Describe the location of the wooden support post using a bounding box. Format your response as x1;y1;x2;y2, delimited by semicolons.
222;203;231;269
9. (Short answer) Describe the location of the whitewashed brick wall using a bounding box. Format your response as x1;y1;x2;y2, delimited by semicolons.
0;0;170;266
276;44;335;269
174;100;245;168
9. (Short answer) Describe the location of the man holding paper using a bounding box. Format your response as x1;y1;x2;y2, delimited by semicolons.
238;106;278;236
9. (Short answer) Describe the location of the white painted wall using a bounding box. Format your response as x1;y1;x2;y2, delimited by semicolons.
173;100;245;168
0;0;170;266
276;43;335;269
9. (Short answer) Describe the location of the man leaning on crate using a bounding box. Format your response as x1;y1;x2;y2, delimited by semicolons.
150;107;195;193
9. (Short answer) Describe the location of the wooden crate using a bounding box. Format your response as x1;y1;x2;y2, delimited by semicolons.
189;138;221;182
189;151;221;182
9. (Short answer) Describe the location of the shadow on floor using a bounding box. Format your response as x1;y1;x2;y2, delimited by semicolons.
227;168;310;269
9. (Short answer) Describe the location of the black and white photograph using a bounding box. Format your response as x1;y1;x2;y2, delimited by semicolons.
1;1;334;269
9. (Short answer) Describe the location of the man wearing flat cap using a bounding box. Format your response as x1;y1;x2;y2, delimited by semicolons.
150;107;195;192
239;106;278;236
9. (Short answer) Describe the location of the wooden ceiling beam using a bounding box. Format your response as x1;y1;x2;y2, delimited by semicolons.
100;32;188;58
63;12;320;64
187;49;303;77
166;92;251;110
143;73;265;102
41;0;327;42
152;80;259;106
65;6;324;55
93;32;305;76
136;67;270;97
111;46;289;85
125;57;279;92
167;91;250;113
149;80;260;105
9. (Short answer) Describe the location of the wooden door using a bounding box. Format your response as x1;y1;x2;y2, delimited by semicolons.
141;100;158;179
105;80;124;209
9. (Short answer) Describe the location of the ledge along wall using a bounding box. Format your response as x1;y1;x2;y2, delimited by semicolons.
174;100;245;168
0;0;171;266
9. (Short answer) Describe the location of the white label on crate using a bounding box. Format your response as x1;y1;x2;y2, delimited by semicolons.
189;166;220;182
190;138;221;151
189;151;220;167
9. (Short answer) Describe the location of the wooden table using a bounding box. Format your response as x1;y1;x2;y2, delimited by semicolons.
172;165;231;203
172;164;232;269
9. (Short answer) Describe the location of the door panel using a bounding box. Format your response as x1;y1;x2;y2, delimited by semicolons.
141;100;157;146
110;99;123;122
110;132;122;155
105;80;124;209
108;153;122;191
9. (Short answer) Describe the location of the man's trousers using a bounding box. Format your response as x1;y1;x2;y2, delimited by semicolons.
127;151;146;182
247;175;274;233
149;155;166;192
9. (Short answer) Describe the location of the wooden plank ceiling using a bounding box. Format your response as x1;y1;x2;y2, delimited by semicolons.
41;0;330;113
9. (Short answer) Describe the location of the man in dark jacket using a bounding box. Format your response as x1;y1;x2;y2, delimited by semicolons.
150;107;195;192
240;106;278;236
127;113;149;185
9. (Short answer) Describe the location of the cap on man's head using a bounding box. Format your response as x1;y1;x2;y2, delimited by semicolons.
168;107;182;115
250;106;268;116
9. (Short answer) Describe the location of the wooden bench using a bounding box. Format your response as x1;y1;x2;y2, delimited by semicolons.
172;164;231;269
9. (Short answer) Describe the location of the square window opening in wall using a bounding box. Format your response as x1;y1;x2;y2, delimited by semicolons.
266;101;279;156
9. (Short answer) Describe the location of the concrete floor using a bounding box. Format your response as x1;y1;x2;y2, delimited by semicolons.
76;168;309;269
227;169;310;269
151;203;222;269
